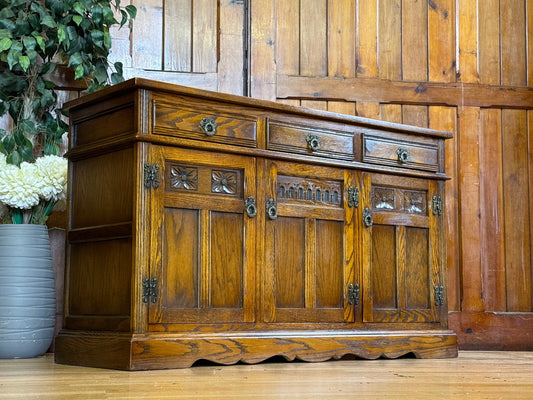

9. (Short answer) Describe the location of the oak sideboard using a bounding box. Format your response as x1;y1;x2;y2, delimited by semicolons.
55;78;458;370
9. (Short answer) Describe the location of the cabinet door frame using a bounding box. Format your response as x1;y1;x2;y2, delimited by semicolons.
362;173;444;324
147;145;257;328
262;159;359;324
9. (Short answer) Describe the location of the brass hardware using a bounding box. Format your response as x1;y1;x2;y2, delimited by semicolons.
144;163;160;189
432;195;443;216
434;285;444;306
306;134;321;151
348;187;359;208
362;207;373;227
396;147;409;163
200;117;217;136
266;198;278;220
348;283;360;306
142;277;159;304
245;196;258;218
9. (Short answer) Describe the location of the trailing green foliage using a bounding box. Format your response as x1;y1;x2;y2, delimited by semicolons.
0;0;136;165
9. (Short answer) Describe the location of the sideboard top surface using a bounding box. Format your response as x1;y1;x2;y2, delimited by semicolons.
64;78;452;140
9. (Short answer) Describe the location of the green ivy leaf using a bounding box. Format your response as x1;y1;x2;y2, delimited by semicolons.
125;5;137;19
73;15;82;26
0;36;11;52
7;48;20;69
41;15;56;28
19;139;35;162
68;51;83;67
74;63;84;79
73;1;85;14
0;140;6;155
57;24;67;43
0;29;13;40
22;35;36;50
33;34;46;52
3;134;15;153
18;54;30;71
7;149;22;166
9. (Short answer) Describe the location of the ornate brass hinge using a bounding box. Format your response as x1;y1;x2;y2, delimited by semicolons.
348;187;359;208
434;285;444;307
348;283;360;306
432;195;443;216
144;163;160;189
142;277;159;304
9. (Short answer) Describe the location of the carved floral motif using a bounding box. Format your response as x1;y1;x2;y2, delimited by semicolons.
212;170;238;194
169;165;198;190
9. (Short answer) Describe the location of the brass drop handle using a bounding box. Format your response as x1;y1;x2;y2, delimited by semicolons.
396;147;409;163
245;196;257;218
363;207;373;227
306;134;321;151
266;198;278;220
200;117;217;136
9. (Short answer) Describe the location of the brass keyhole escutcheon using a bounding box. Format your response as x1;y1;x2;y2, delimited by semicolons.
396;147;409;163
306;134;321;151
200;117;217;136
245;196;258;218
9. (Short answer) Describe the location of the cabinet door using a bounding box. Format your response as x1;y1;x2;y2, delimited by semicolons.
362;173;445;324
263;160;358;323
148;146;256;326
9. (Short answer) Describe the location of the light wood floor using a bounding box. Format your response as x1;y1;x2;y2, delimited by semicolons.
1;351;532;399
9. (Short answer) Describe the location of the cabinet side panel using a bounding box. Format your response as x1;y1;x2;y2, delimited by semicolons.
315;219;344;308
69;239;132;317
70;149;134;228
405;227;430;309
371;225;397;309
210;211;244;308
163;208;199;309
274;217;305;308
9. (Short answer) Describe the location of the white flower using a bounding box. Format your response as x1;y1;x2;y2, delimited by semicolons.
0;155;67;212
34;155;68;201
0;161;41;209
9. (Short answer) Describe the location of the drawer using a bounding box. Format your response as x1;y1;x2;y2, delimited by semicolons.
267;120;355;160
362;134;439;172
152;100;258;148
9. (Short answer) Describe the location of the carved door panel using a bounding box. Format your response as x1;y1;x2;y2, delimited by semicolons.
263;160;358;323
361;173;445;324
148;146;256;326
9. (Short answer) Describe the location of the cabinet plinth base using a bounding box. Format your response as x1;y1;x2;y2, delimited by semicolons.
55;330;458;370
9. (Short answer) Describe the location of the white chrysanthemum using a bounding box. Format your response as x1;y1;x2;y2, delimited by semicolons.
34;155;68;201
0;162;41;209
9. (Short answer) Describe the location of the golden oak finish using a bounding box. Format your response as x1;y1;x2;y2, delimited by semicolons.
3;352;533;399
55;79;456;370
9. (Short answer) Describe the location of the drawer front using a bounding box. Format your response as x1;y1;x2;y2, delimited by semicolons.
153;100;258;148
267;120;355;160
363;135;439;172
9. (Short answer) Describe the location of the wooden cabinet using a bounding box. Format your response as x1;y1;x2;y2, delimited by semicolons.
55;79;457;370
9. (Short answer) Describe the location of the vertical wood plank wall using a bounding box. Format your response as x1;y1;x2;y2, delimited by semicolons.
3;0;530;350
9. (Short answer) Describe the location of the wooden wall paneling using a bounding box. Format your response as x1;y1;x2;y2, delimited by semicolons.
478;0;500;84
378;0;403;124
132;0;163;70
400;0;428;128
300;0;327;112
456;0;478;83
250;0;276;100
327;0;356;115
274;0;300;107
500;0;527;86
355;0;379;119
192;0;218;73
479;109;506;312
164;0;192;72
429;106;459;311
502;109;531;312
457;106;484;312
218;0;245;95
529;1;533;85
428;0;455;83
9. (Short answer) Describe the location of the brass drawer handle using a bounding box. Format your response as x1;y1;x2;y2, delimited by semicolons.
245;196;258;218
266;198;278;220
306;134;321;151
200;117;217;136
396;147;409;163
363;207;373;227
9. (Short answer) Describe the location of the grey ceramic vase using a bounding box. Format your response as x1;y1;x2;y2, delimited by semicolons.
0;224;55;358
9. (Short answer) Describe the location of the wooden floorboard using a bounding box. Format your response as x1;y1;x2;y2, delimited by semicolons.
1;351;532;399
